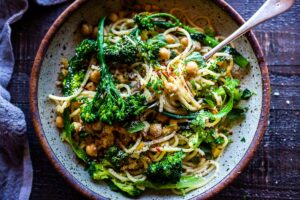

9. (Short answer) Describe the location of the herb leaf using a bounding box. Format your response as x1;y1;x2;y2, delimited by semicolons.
127;121;146;133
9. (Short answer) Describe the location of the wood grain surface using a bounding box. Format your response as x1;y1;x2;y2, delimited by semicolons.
9;0;300;199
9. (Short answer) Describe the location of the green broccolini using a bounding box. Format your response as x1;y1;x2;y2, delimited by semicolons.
147;151;185;184
88;160;112;180
104;35;138;64
134;12;181;31
80;17;127;124
125;93;148;118
147;76;164;94
104;146;128;168
241;88;253;100
88;161;142;197
63;39;97;96
127;121;146;133
80;18;148;125
141;34;168;62
136;175;205;194
107;179;142;197
62;108;88;163
184;52;207;68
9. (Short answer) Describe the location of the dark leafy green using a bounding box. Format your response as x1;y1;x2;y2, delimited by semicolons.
127;121;146;133
63;39;97;96
147;151;185;184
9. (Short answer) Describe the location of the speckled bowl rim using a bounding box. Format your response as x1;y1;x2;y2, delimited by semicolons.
29;0;270;199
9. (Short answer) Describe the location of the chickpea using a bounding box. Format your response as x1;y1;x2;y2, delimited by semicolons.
186;61;199;76
60;58;68;67
194;41;201;51
92;26;98;38
109;13;119;22
180;37;188;47
81;23;92;36
165;34;176;44
55;81;62;86
61;69;68;77
90;70;100;83
149;123;162;138
159;48;171;60
165;82;177;93
86;144;97;157
168;76;175;82
92;121;103;131
73;122;82;133
55;116;64;128
116;74;126;83
59;64;66;70
85;82;96;91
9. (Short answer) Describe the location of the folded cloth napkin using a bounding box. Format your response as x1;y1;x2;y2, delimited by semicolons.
33;0;68;6
0;0;67;200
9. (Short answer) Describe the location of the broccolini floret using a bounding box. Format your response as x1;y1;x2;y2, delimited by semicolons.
80;17;127;124
134;12;181;31
88;161;111;180
125;93;148;117
104;146;128;168
142;34;167;62
241;88;253;100
104;35;138;64
147;151;185;184
185;52;206;68
136;175;205;194
108;179;142;197
63;39;97;96
63;71;85;96
80;18;149;124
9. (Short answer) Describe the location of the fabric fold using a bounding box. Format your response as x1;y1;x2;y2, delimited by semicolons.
0;0;32;199
0;0;67;199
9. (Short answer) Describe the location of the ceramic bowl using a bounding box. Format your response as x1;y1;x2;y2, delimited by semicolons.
30;0;270;199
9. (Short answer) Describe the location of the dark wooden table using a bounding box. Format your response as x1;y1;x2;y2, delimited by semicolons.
9;0;300;199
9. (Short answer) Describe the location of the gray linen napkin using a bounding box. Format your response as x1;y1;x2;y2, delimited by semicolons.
34;0;68;6
0;0;67;199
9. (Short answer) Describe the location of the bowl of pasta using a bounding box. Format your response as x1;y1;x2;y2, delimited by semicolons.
30;0;270;199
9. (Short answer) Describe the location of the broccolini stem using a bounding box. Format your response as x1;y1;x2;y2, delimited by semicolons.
145;13;181;25
190;33;249;68
98;17;109;77
162;111;198;119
